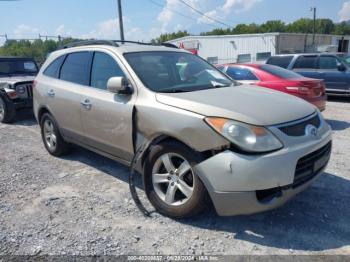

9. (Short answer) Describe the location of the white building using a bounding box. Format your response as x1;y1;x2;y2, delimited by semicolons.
169;33;350;64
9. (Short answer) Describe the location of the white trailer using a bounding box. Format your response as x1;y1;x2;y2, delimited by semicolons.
169;33;350;64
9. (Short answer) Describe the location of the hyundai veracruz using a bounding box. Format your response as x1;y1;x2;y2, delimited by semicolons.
33;41;332;218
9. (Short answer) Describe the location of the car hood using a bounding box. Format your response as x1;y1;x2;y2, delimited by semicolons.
0;76;36;85
156;85;316;126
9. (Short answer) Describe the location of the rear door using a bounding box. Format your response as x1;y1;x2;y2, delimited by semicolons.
45;52;92;143
291;55;324;80
318;55;348;91
80;50;135;162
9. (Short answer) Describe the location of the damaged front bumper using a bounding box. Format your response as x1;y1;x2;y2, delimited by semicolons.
193;121;332;216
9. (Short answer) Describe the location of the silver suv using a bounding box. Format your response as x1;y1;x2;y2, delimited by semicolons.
34;41;332;218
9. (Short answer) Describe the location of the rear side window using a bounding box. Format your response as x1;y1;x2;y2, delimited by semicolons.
260;64;302;79
319;56;338;69
226;67;258;81
60;52;91;85
43;55;65;78
266;56;293;69
90;52;125;90
293;56;318;69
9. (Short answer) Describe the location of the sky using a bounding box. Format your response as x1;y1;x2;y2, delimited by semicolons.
0;0;349;44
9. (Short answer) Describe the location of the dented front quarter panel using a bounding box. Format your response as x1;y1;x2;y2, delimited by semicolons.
134;94;230;154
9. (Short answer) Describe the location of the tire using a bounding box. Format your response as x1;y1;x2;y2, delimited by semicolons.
144;141;207;218
0;95;16;123
40;113;69;156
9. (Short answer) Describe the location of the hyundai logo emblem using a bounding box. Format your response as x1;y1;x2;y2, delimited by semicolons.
305;125;318;137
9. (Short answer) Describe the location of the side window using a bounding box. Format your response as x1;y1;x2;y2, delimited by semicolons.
226;67;258;81
266;56;293;69
60;52;91;85
90;52;126;90
293;56;318;69
256;52;271;61
43;55;65;78
207;57;218;64
319;56;339;69
237;54;251;63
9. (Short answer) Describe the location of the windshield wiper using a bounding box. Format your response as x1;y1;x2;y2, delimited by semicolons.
159;88;191;93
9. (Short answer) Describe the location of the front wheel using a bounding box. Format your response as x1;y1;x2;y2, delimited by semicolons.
0;95;16;123
144;141;207;218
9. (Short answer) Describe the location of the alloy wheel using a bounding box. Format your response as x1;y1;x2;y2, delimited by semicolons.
152;153;195;206
0;98;4;121
43;119;57;150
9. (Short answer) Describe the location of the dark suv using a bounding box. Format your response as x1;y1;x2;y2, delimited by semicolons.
266;53;350;97
0;57;38;123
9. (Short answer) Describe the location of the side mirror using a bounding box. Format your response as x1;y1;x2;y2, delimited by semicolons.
107;77;133;95
337;64;346;72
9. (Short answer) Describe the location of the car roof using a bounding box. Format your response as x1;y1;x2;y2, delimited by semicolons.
270;52;346;57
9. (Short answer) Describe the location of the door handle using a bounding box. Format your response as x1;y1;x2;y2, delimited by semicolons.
81;99;92;110
47;89;55;97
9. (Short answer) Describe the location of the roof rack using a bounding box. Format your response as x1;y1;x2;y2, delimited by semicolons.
61;40;178;49
62;40;120;49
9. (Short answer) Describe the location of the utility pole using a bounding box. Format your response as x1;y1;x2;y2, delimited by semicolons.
117;0;125;43
311;7;316;52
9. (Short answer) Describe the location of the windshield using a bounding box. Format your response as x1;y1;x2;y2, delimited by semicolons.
338;54;350;67
260;64;303;79
124;51;235;93
0;59;38;76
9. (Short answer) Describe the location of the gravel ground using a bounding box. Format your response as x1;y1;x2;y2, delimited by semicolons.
0;99;349;257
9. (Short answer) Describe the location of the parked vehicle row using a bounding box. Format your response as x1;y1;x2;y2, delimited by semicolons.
30;41;332;218
216;63;327;111
266;53;350;97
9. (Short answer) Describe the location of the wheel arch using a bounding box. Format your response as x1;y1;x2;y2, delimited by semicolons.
140;134;202;167
37;106;53;123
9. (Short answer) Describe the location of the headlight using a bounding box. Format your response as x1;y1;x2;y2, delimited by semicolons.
17;85;26;94
205;117;283;153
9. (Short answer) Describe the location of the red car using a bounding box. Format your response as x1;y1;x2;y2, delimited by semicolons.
217;63;327;111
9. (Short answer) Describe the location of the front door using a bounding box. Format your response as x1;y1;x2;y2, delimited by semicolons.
318;55;349;92
80;51;135;162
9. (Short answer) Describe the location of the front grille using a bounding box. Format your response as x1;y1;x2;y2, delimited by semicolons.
26;84;33;98
293;141;332;188
15;83;33;98
279;114;321;136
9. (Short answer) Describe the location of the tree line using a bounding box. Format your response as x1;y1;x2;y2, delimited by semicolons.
0;38;78;64
152;18;350;43
1;18;350;62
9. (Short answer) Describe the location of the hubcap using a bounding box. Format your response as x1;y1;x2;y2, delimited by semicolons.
152;153;194;206
43;119;57;150
0;99;4;120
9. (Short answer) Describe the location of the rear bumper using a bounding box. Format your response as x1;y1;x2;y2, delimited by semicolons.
298;94;327;112
326;88;350;97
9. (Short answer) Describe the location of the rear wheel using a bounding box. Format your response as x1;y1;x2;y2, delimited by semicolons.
40;113;69;156
0;95;16;123
144;141;207;218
